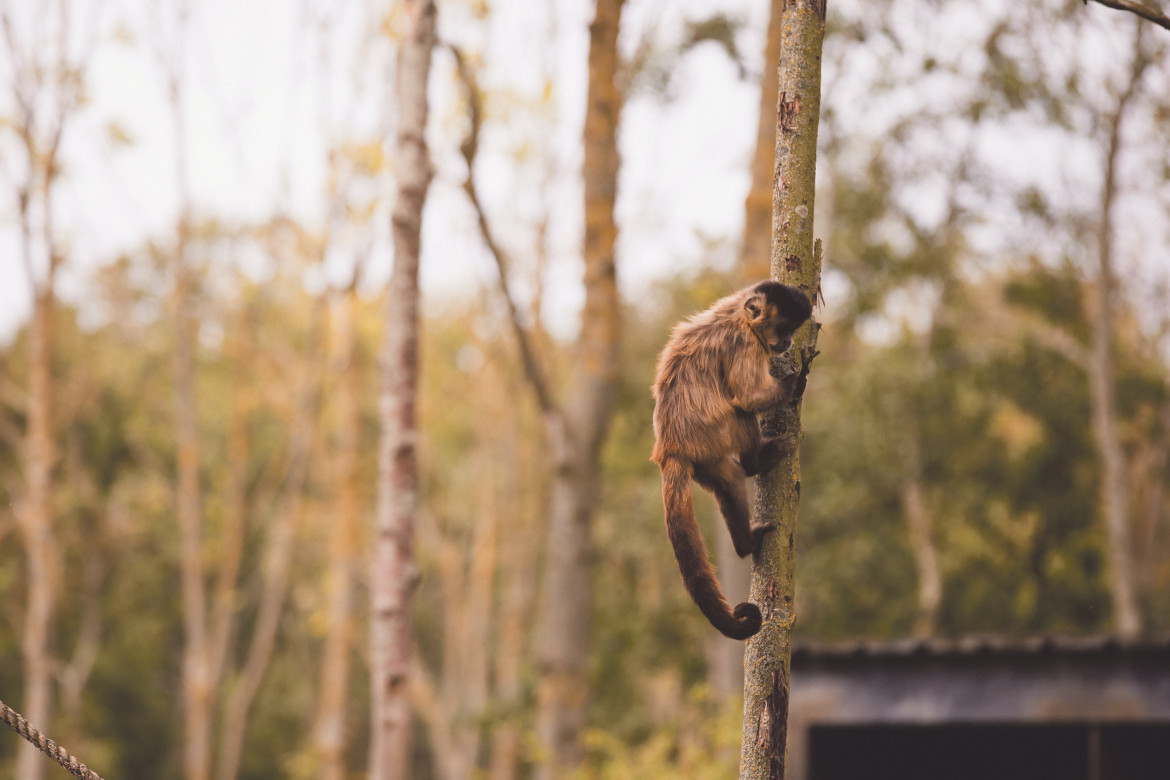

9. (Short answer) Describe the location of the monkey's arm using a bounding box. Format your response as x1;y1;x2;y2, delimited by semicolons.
766;345;818;406
726;349;783;412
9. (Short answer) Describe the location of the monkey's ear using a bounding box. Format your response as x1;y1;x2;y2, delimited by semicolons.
744;292;766;321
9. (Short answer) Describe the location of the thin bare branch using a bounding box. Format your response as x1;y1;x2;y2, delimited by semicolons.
215;301;325;780
1088;0;1170;32
447;44;558;417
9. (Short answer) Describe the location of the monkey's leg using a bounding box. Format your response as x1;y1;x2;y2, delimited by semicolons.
694;458;773;557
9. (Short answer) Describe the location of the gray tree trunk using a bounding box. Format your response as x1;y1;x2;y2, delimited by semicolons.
740;0;826;777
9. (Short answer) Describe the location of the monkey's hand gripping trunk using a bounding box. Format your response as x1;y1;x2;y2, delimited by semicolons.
659;456;762;640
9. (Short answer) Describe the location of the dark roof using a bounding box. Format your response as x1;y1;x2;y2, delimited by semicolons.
792;634;1170;662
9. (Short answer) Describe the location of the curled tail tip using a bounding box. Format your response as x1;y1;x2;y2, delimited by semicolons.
722;602;762;640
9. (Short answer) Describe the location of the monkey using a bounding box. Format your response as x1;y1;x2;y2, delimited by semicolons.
650;280;813;640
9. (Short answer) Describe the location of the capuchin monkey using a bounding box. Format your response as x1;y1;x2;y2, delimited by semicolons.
651;281;813;640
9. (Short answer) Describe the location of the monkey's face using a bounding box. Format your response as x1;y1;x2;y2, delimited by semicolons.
769;331;794;354
744;281;812;354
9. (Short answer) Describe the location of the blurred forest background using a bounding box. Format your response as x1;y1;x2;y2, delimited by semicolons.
1;0;1169;778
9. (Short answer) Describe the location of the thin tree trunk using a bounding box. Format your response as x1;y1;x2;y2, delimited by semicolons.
313;292;362;780
16;285;57;780
450;43;553;780
1091;26;1146;640
711;530;750;699
901;434;941;637
161;5;214;773
207;306;252;694
370;2;435;777
741;0;785;285
6;4;77;772
173;211;212;780
168;66;214;778
488;477;539;780
452;476;498;773
740;0;826;777
215;304;323;780
533;434;592;776
534;1;624;775
487;417;543;780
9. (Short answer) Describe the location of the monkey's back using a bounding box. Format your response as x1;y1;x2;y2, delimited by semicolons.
651;292;762;464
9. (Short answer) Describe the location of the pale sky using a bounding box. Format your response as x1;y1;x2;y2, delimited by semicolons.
0;0;1166;345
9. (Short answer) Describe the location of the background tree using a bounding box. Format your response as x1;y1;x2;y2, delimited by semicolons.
1089;22;1149;639
449;1;626;773
0;2;95;777
533;0;625;773
370;1;435;778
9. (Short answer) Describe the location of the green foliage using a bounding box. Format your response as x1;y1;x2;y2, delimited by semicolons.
578;688;743;780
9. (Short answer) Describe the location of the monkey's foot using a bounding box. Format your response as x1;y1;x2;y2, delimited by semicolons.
747;522;777;555
754;434;797;474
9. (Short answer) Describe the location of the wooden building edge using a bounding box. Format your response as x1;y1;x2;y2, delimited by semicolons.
787;635;1170;780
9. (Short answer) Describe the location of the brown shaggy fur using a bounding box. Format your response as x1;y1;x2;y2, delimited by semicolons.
651;281;812;639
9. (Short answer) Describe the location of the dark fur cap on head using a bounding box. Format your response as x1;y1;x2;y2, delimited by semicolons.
750;280;812;324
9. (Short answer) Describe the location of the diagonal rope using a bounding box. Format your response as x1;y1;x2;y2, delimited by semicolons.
0;698;105;780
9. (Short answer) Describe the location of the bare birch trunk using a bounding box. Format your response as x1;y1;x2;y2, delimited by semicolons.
370;2;435;778
1091;26;1146;640
740;0;825;777
534;1;624;775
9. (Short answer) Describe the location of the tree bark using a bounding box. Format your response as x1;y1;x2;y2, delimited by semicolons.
740;0;825;777
534;0;624;775
370;2;435;778
1091;26;1147;640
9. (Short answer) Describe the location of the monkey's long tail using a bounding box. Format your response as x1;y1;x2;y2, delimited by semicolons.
659;456;762;640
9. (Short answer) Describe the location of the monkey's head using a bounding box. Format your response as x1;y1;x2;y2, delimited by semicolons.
744;281;812;354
